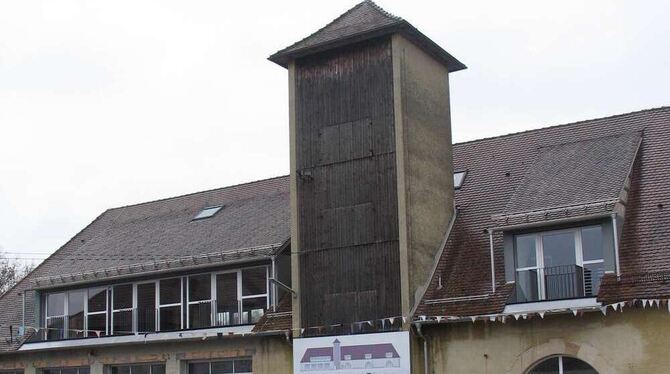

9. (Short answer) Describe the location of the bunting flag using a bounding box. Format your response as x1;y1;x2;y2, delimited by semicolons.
600;306;608;316
538;311;545;319
389;317;395;325
513;314;521;321
572;309;578;316
612;303;619;311
470;316;477;323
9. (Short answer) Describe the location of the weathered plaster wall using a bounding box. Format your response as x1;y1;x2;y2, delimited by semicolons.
0;336;292;374
392;34;455;317
424;309;670;374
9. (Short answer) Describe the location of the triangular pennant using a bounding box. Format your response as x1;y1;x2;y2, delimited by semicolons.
389;317;395;325
402;317;407;324
538;311;545;319
522;314;528;320
300;328;305;335
600;306;608;316
513;314;521;320
501;316;507;324
612;303;619;311
489;316;496;322
420;315;427;321
619;302;626;311
654;300;660;308
470;316;477;323
572;309;578;316
367;320;373;327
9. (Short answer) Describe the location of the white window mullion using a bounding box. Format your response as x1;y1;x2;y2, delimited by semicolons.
558;355;564;374
536;235;545;300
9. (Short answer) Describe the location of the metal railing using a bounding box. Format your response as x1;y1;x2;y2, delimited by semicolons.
514;264;602;303
26;299;266;343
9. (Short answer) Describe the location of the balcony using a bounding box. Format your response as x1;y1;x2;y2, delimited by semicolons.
512;264;604;303
26;299;266;344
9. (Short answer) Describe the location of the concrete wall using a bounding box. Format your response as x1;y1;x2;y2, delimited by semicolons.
0;336;292;374
423;309;670;374
392;34;455;317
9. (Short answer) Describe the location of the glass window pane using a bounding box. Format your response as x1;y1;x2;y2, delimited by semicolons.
87;313;106;337
151;365;165;374
529;356;559;374
137;283;156;333
453;171;466;189
159;305;181;331
160;278;181;305
242;268;266;296
584;262;605;297
188;363;209;374
113;284;133;310
60;369;77;374
189;274;212;301
216;273;239;326
211;361;233;374
233;360;252;373
515;269;539;302
129;366;149;374
515;235;536;268
542;232;576;267
68;291;85;338
111;367;130;374
189;302;212;329
582;226;604;261
113;310;133;335
47;293;65;317
241;297;266;324
79;369;90;374
46;316;65;340
563;356;597;373
88;287;107;313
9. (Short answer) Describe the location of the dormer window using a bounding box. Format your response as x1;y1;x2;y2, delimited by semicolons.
193;206;223;220
513;225;606;303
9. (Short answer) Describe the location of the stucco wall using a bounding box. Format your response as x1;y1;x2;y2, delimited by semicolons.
0;336;292;374
423;308;670;374
392;34;455;317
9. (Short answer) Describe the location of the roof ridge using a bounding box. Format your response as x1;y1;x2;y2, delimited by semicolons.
270;1;402;59
454;105;670;147
109;174;289;211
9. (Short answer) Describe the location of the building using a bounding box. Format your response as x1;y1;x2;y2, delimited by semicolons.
1;1;669;373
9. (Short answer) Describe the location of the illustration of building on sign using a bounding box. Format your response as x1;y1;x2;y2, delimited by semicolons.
299;339;401;371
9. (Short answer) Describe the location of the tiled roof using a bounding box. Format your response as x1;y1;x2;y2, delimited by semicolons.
0;176;290;353
502;132;641;216
269;1;466;72
417;106;670;317
252;295;293;333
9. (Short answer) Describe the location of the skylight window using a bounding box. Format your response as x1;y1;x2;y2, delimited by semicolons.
193;205;223;220
454;170;467;189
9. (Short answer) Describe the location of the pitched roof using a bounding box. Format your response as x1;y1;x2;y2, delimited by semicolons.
416;106;670;318
502;132;641;216
269;1;466;72
300;342;400;362
0;176;290;352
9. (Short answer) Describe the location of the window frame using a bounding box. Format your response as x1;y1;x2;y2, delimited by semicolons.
111;283;136;335
40;367;90;374
514;225;605;301
45;288;110;339
107;363;166;374
157;277;184;331
187;359;253;374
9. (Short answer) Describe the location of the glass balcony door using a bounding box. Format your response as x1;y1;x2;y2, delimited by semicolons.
514;226;604;303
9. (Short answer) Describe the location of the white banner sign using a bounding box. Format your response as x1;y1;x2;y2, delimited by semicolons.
293;331;410;374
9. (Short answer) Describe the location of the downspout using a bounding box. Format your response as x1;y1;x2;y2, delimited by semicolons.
415;323;429;374
488;229;496;293
611;213;621;278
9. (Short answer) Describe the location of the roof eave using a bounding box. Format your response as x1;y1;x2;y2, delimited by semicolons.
269;22;466;72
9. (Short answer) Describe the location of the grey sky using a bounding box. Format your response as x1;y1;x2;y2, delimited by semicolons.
0;0;668;264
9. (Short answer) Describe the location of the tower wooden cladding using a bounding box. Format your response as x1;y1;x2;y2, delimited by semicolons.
270;1;466;332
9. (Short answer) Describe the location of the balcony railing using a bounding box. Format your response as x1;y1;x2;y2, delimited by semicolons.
513;264;603;303
26;299;266;343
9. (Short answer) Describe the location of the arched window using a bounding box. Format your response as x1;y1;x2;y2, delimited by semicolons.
528;355;597;374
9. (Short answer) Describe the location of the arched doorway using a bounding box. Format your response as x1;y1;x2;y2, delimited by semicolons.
528;355;597;374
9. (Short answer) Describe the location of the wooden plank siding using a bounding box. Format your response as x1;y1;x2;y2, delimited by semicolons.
294;37;401;329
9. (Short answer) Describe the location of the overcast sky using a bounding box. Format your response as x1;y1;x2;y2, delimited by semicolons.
0;0;668;264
